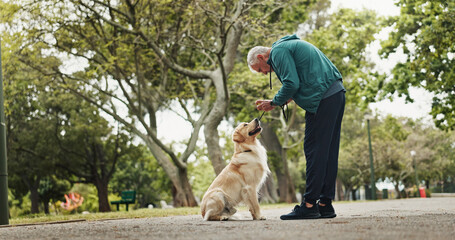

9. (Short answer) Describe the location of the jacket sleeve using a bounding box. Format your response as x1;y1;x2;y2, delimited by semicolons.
271;47;300;106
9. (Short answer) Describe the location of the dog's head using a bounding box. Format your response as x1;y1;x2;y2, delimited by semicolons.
233;118;262;144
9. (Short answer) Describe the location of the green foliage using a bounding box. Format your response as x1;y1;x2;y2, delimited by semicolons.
269;0;316;33
38;176;71;212
228;63;277;122
2;29;66;213
289;155;307;195
379;0;455;130
306;8;385;106
8;192;32;217
402;120;455;187
110;145;173;207
338;105;373;192
1;23;144;212
339;106;455;198
0;2;20;28
187;154;216;201
373;117;411;189
241;0;315;50
379;115;410;142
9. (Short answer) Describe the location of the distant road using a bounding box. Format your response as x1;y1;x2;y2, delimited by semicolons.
1;197;454;240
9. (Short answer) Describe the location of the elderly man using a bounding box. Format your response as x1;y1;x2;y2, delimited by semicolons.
248;34;345;220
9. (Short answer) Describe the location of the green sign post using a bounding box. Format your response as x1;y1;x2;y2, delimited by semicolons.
0;40;10;225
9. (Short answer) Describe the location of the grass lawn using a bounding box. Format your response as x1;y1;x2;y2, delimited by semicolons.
7;203;294;226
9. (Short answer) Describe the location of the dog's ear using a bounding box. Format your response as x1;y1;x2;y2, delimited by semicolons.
233;131;245;143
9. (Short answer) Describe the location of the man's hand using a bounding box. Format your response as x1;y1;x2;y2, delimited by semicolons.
255;100;275;112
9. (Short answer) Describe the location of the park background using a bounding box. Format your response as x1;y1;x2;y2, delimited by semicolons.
0;0;454;218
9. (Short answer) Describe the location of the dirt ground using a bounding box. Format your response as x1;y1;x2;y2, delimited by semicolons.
1;197;454;240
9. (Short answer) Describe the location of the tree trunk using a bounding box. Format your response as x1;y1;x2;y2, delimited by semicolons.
282;149;298;203
95;179;111;212
204;14;244;175
394;183;401;199
43;200;50;214
336;178;344;201
24;176;41;214
30;184;40;214
343;185;352;200
202;67;230;176
145;139;197;207
259;122;295;203
172;168;197;207
203;79;227;175
259;175;278;203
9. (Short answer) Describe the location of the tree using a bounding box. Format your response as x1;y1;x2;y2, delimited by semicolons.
373;116;412;198
379;0;455;130
10;0;211;207
38;177;71;214
2;16;139;213
6;115;59;213
401;119;455;192
305;7;385;105
110;145;172;208
337;105;372;200
2;32;63;213
48;89;136;212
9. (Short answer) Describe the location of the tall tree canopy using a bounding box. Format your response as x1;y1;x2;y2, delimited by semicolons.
379;0;455;130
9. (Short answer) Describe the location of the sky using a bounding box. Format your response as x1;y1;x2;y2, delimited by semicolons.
331;0;400;16
158;0;434;143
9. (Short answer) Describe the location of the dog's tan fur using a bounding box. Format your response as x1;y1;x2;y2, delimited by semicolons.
200;119;270;221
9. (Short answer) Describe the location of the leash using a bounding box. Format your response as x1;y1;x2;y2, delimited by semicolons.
257;103;288;122
269;65;272;89
258;111;266;121
280;104;289;122
258;65;288;122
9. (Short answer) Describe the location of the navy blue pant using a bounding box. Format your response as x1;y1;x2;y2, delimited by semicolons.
303;91;345;205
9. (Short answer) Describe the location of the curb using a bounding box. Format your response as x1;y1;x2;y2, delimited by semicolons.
0;219;87;228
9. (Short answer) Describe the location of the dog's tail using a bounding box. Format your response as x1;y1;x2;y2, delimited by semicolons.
202;195;224;221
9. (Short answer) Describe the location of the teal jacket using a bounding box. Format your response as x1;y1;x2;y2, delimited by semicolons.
267;34;342;113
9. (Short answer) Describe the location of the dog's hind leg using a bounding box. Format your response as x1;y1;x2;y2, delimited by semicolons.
219;195;238;220
204;209;222;221
220;206;237;221
202;194;225;221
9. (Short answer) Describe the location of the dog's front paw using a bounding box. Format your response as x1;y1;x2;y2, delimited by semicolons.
253;215;266;220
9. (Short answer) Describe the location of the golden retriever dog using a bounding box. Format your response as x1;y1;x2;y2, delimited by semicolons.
201;118;270;221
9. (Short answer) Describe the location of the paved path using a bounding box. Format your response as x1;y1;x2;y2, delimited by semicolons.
1;197;455;240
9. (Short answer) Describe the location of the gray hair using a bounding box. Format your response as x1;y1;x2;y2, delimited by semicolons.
247;46;270;72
